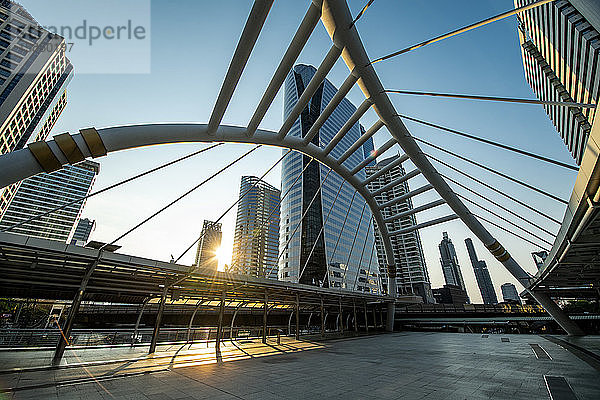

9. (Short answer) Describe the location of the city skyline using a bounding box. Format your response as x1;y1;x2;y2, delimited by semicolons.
22;0;582;303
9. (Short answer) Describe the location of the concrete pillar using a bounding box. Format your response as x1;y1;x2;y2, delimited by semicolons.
149;287;168;354
215;290;226;351
339;299;343;333
386;301;395;332
295;294;300;340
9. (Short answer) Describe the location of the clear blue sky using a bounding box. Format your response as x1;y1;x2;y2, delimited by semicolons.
27;0;578;303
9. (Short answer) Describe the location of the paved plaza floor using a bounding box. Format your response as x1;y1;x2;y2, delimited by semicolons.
0;332;598;399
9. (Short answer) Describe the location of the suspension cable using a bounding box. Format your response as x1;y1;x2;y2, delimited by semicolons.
441;173;556;237
1;143;224;234
457;192;553;247
427;153;561;224
415;136;567;204
228;156;316;273
267;167;334;280
174;148;290;265
398;113;578;171
298;178;345;282
350;0;375;27
341;202;367;286
388;90;595;109
370;0;553;64
106;146;260;249
475;213;550;252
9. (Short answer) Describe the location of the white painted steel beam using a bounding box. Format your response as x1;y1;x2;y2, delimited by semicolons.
338;119;384;165
207;0;274;134
388;214;459;236
383;199;446;223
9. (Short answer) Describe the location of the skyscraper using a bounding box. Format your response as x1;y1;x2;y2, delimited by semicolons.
366;155;434;302
515;0;599;164
501;283;522;305
0;160;99;242
465;238;498;305
0;1;74;215
279;64;379;293
230;176;281;279
71;218;96;246
438;232;469;302
194;220;222;270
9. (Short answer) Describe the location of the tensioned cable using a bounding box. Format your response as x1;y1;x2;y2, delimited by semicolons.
415;136;568;204
398;114;578;171
228;156;316;273
442;173;556;237
107;146;260;249
456;192;553;247
350;0;375;27
174;148;291;265
267;167;334;280
387;90;595;109
475;213;550;252
0;143;224;234
298;178;346;282
427;153;561;224
370;0;553;64
341;202;367;286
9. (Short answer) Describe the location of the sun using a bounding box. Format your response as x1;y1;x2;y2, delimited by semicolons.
215;246;229;271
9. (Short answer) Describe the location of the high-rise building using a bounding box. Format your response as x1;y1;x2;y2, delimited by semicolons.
71;218;96;246
432;284;470;305
194;220;222;270
279;64;379;294
230;176;281;279
501;282;522;305
0;1;74;215
465;238;498;305
0;160;99;242
366;155;434;302
515;0;600;164
439;232;469;302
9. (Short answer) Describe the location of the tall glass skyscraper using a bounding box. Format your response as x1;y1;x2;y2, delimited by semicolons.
439;232;468;298
0;160;99;242
465;238;498;305
194;220;222;271
230;176;280;280
279;64;379;293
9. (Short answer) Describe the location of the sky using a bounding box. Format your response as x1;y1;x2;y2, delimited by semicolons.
21;0;579;303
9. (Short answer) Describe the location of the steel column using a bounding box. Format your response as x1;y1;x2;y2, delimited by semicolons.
295;293;300;340
215;290;226;352
52;255;101;366
364;301;369;333
353;299;358;332
230;302;246;342
262;291;268;344
187;299;203;344
149;286;168;354
320;296;325;337
339;299;343;333
133;298;150;346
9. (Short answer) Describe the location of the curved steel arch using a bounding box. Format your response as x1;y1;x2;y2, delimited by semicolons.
0;123;397;294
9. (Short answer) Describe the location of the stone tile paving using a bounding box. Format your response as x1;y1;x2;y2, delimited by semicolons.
2;332;599;399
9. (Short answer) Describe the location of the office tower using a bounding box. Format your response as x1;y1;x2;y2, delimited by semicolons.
230;176;281;279
501;283;522;305
515;0;599;164
439;232;469;302
279;64;379;293
465;238;498;304
0;1;74;217
71;218;96;245
366;155;434;302
194;220;222;270
0;160;99;242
